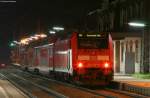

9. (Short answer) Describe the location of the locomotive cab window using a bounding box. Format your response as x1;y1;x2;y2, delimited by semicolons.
78;33;108;49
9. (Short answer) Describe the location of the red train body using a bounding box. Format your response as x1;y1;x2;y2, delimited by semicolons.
14;32;113;85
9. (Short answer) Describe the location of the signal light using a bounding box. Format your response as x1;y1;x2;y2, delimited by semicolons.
104;62;109;68
78;62;83;68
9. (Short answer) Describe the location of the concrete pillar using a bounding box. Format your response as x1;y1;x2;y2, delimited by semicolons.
115;40;120;73
120;40;124;74
132;40;136;53
123;40;126;74
113;41;116;73
133;40;140;73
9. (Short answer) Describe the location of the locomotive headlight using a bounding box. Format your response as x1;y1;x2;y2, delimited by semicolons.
78;62;83;68
104;62;109;68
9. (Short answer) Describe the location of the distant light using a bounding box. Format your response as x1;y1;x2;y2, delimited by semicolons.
27;38;33;41
40;34;47;38
0;1;16;2
128;22;146;27
19;33;47;45
10;43;15;47
13;41;20;45
87;34;97;37
20;39;28;45
31;36;39;40
13;41;18;44
49;30;56;34
53;27;64;31
35;34;41;37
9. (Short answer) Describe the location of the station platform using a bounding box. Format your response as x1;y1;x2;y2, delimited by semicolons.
113;73;150;97
0;80;28;98
114;74;150;87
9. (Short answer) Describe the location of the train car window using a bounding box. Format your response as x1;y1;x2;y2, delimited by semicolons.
78;33;108;49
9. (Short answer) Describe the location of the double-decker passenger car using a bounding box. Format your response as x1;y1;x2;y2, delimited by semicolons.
14;32;113;85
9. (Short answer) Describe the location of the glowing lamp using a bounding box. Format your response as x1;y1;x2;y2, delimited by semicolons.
128;22;146;27
78;62;83;68
40;34;47;38
104;62;109;68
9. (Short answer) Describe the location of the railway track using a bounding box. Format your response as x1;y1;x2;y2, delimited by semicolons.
0;69;67;98
0;73;35;98
0;68;109;98
0;66;149;98
21;70;148;98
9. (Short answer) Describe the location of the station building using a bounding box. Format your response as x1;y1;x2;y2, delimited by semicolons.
112;33;141;74
93;0;150;73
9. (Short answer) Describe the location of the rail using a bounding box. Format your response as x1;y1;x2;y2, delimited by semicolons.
0;73;36;98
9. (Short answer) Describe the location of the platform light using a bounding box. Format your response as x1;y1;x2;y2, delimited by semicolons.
13;41;20;44
10;43;15;47
128;22;146;27
35;34;41;37
49;30;56;34
31;36;39;40
20;39;29;45
13;41;18;43
19;33;47;45
40;34;47;38
53;27;64;31
27;38;33;41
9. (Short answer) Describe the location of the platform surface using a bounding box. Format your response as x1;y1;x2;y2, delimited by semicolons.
0;80;28;98
114;74;150;88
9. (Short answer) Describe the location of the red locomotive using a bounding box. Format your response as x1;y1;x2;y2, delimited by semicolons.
13;32;113;85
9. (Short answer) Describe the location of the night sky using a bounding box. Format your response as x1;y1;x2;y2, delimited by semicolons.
0;1;16;62
0;0;102;62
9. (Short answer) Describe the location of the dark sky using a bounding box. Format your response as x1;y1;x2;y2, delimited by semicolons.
0;0;102;62
17;0;102;35
0;1;16;62
0;1;16;44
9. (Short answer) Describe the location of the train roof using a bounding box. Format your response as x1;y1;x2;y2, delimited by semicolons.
24;32;110;48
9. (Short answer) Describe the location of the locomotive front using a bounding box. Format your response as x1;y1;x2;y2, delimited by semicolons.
72;32;113;85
